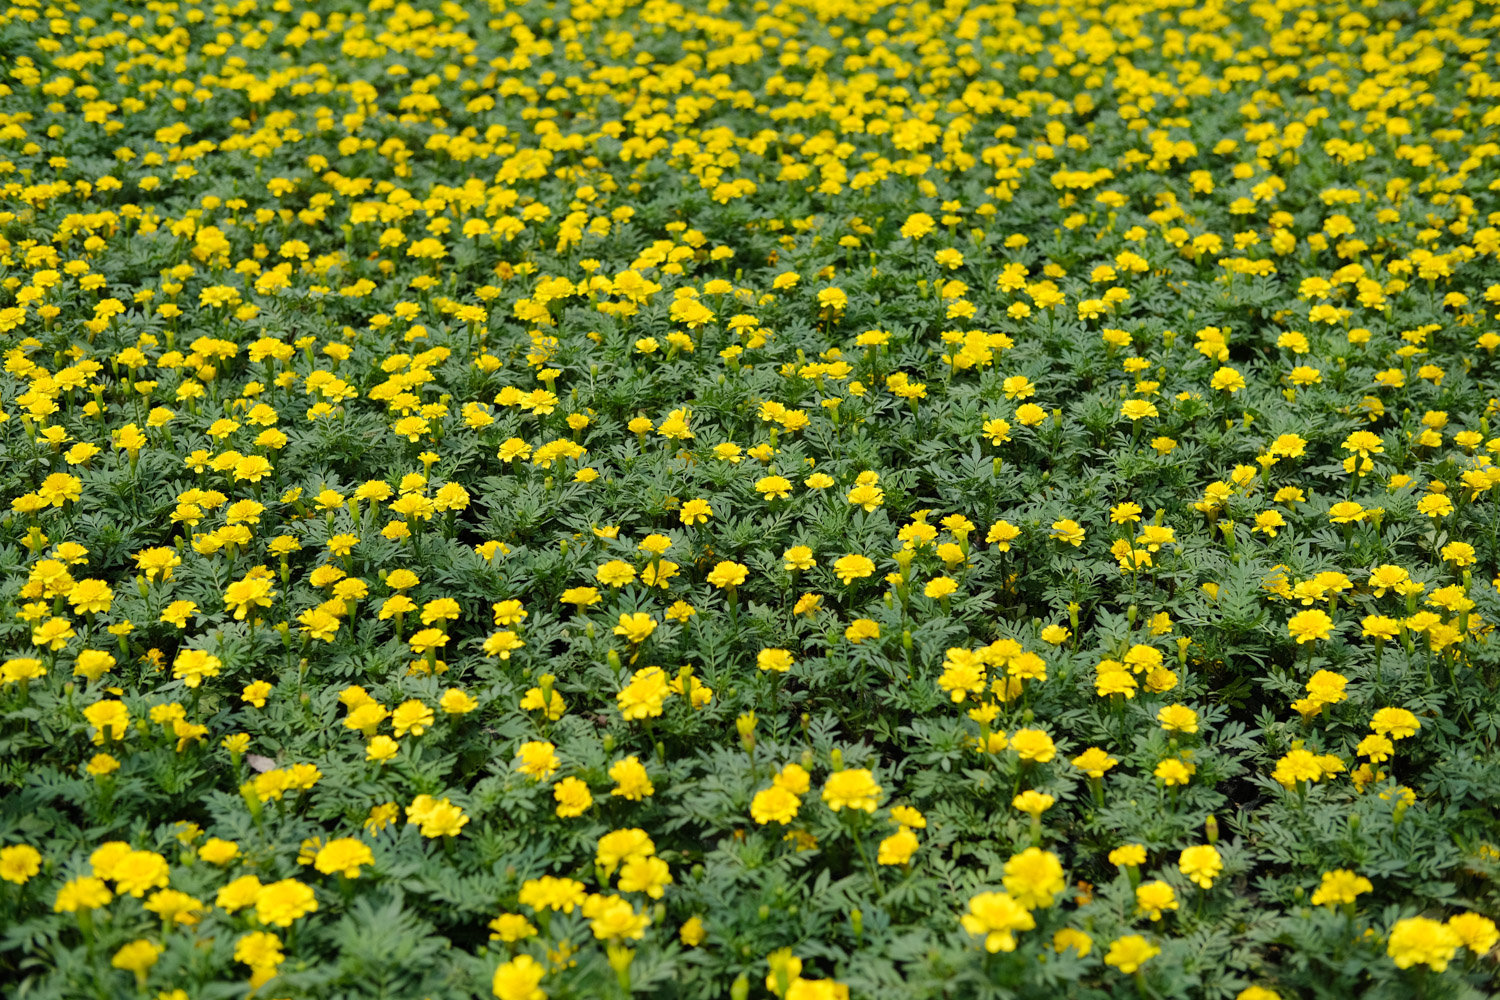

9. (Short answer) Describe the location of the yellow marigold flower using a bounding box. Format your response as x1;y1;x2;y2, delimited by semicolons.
1071;747;1118;778
613;612;657;644
832;553;875;584
680;916;707;947
0;844;42;884
1370;707;1420;739
1310;869;1372;907
197;838;239;865
515;741;560;781
112;850;169;897
987;520;1020;550
757;648;794;673
1387;916;1461;971
553;776;593;817
960;891;1035;953
1003;848;1065;909
706;560;748;588
492;953;546;1000
1448;912;1499;955
1010;728;1056;762
1012;790;1054;818
1050;519;1085;546
313;839;373;879
54;876;112;912
783;545;816;571
595;560;637;588
751;785;801;825
518;876;587;913
820;769;881;813
111;940;162;983
391;699;434;737
1052;927;1093;957
609;757;655;801
679;498;714;525
1135;880;1178;921
1156;704;1198;733
1178;845;1223;889
1210;366;1246;393
1327;500;1365;523
756;474;793;500
488;914;538;943
1104;934;1160;974
254;879;317;927
1287;609;1334;643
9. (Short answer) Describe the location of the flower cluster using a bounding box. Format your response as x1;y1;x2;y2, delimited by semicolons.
1;0;1499;998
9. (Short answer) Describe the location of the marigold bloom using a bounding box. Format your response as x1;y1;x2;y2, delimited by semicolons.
554;776;593;817
757;648;794;673
1178;845;1223;889
820;769;881;812
0;844;42;884
706;560;748;588
1310;869;1372;907
1104;934;1160;974
314;838;374;878
1387;916;1461;971
832;553;876;584
1135;880;1178;921
54;876;112;912
1448;912;1499;955
960;891;1035;952
515;741;560;780
111;940;162;981
1002;848;1065;909
751;785;801;825
1370;707;1421;739
1010;728;1056;762
518;876;587;913
492;953;546;1000
609;757;655;801
1050;519;1085;546
613;612;657;644
254;879;318;927
1287;609;1334;644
